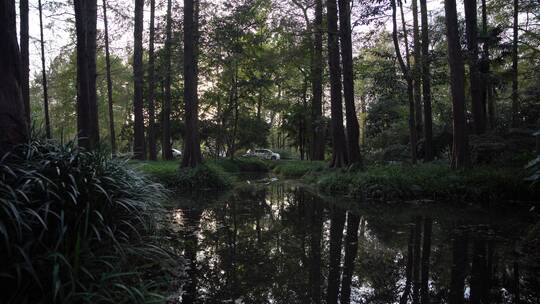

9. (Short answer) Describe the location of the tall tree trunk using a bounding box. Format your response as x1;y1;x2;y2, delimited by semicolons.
481;0;495;129
420;217;432;304
146;0;157;160
182;0;202;167
0;0;28;153
412;0;423;138
420;0;433;161
162;0;173;160
327;205;345;304
449;230;468;304
470;238;489;304
311;0;325;161
465;0;485;134
102;0;116;155
326;0;348;168
511;0;519;127
400;225;414;304
133;0;146;159
74;0;99;150
444;0;470;169
340;212;360;304
19;0;30;124
392;0;418;164
38;0;51;139
338;0;362;166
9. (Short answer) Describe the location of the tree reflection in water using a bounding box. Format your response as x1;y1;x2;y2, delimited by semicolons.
170;183;540;304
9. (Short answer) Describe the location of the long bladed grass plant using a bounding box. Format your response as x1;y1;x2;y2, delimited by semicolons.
0;139;183;303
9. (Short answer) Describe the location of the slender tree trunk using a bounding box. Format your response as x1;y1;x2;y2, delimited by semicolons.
465;0;485;134
182;0;202;167
420;218;432;304
0;0;28;153
327;205;345;304
74;0;99;150
102;0;116;155
133;0;146;159
470;238;489;304
19;0;30;124
513;261;520;304
412;0;423;138
146;0;157;160
327;0;348;168
511;0;519;127
38;0;51;139
340;212;361;304
338;0;362;166
420;0;433;161
311;0;325;161
444;0;470;169
481;0;494;129
392;0;418;164
162;0;173;160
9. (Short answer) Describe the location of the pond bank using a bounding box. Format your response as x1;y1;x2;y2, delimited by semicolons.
272;160;540;203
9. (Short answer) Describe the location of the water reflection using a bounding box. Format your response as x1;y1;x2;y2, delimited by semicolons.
170;183;540;304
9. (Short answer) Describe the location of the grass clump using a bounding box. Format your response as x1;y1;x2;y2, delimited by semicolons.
0;140;182;303
272;160;326;178
208;157;269;173
176;163;232;192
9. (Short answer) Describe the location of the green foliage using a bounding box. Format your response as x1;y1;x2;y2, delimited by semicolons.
208;157;269;173
0;140;180;303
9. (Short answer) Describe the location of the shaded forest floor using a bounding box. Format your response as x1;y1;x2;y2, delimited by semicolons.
134;158;540;204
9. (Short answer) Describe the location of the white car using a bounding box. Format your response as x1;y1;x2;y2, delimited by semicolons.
243;149;280;160
172;148;182;158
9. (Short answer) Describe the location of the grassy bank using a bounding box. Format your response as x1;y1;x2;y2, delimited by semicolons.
273;161;540;202
133;157;269;192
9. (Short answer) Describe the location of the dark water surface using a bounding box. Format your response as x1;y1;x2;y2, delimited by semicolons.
170;180;540;304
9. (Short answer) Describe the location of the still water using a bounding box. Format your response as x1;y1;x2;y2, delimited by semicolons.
169;180;540;304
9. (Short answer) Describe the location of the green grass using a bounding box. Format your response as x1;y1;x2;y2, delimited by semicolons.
273;161;540;202
132;157;269;192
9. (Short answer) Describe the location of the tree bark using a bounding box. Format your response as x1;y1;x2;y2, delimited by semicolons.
481;0;495;129
412;217;422;304
309;199;323;304
311;0;325;161
162;0;173;160
326;0;348;168
74;0;99;150
412;0;423;138
38;0;51;139
340;212;360;304
400;225;414;304
511;0;519;127
133;0;146;159
420;0;433;161
444;0;470;169
465;0;485;134
470;238;489;304
181;0;203;167
19;0;30;124
0;0;28;153
146;0;157;160
102;0;116;155
327;205;345;304
392;0;418;164
338;0;362;166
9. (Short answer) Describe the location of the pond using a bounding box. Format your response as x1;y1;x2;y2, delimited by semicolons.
168;179;540;304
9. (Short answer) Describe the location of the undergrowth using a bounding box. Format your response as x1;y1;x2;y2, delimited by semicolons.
0;140;183;303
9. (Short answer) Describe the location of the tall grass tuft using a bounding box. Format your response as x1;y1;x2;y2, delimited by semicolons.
0;139;182;303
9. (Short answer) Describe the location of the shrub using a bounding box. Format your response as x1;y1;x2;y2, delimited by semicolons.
176;163;232;192
273;161;326;178
0;140;181;303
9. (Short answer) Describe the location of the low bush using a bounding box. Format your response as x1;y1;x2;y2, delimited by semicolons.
273;160;326;178
176;163;233;192
0;140;181;303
